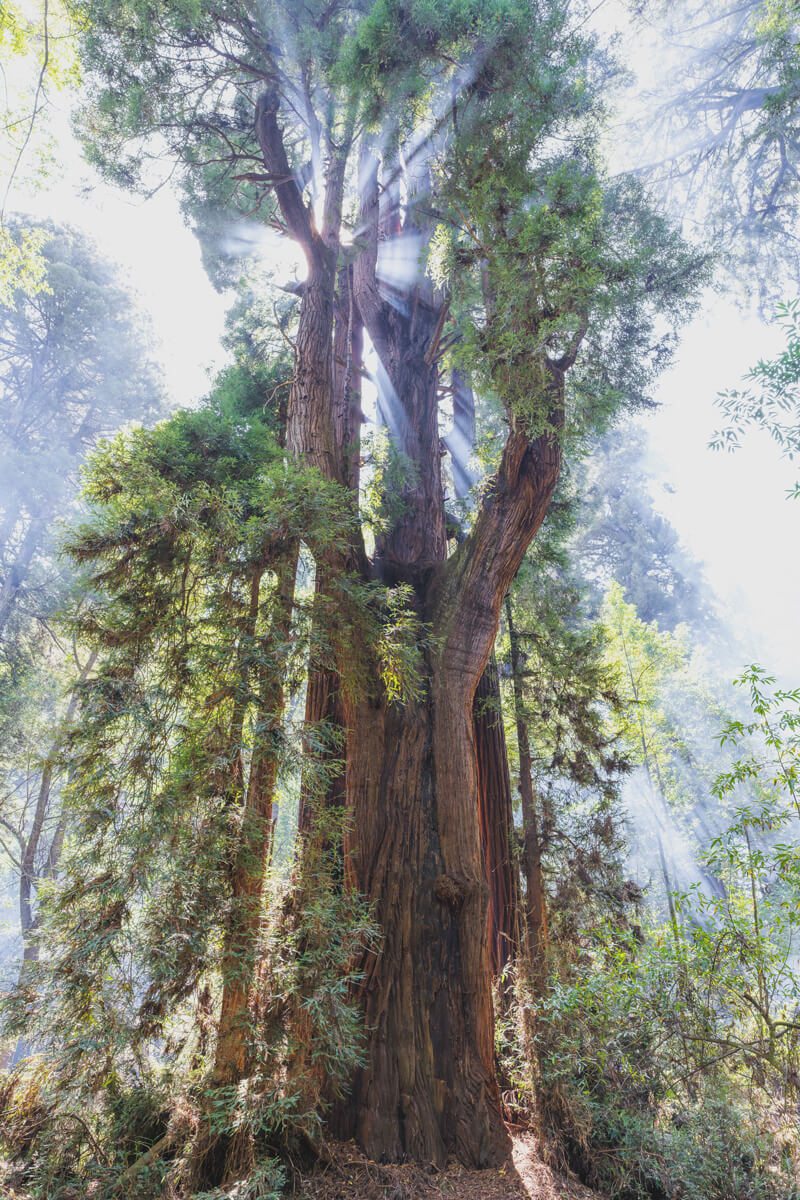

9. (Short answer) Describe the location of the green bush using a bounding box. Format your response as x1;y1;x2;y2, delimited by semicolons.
517;923;799;1200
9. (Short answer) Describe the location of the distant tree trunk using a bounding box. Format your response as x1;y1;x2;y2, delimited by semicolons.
505;597;549;984
0;518;41;639
18;651;98;948
7;651;98;1067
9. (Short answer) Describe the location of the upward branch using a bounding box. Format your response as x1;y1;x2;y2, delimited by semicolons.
255;90;322;269
434;363;566;690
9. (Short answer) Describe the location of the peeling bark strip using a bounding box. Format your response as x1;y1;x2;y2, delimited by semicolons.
506;596;549;982
474;652;520;977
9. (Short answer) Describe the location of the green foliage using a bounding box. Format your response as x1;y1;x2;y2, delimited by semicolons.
504;654;800;1200
514;914;798;1200
712;299;800;474
0;225;48;305
0;354;396;1192
192;1157;286;1200
437;23;707;443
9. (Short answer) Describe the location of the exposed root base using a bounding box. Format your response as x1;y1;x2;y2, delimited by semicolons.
298;1132;604;1199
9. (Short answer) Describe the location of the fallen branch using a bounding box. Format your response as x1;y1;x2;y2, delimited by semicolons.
116;1128;177;1189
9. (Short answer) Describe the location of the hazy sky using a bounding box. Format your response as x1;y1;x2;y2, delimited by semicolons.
8;3;800;682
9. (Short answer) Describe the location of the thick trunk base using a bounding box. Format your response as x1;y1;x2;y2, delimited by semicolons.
338;682;510;1168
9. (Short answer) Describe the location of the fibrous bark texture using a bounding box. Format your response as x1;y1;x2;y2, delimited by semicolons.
474;653;520;977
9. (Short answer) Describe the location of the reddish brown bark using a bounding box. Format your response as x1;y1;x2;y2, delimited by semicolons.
341;139;566;1162
505;596;549;982
255;92;342;485
474;652;520;978
343;673;508;1167
253;95;569;1170
299;267;362;837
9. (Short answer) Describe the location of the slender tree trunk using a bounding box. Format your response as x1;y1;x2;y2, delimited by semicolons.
197;550;298;1186
505;597;549;984
298;266;362;838
8;652;97;1067
474;653;520;978
19;651;98;948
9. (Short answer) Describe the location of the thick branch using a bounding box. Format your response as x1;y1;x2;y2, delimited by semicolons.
433;369;565;691
255;90;320;267
352;143;394;365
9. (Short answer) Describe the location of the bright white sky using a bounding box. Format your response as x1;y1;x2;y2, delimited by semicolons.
7;3;800;683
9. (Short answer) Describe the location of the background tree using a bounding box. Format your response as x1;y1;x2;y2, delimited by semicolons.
573;425;717;634
0;221;163;641
629;0;800;298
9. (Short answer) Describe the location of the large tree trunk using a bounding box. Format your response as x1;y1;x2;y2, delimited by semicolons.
339;426;563;1165
339;136;566;1164
343;673;507;1168
254;96;568;1170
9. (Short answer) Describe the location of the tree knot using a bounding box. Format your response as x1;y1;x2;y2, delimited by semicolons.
433;874;467;907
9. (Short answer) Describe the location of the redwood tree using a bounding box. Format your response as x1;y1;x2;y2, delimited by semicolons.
68;0;704;1170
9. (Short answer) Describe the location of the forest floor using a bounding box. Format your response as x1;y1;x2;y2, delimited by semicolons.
298;1133;601;1199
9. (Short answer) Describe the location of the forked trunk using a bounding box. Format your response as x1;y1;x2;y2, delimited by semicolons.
256;95;568;1170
